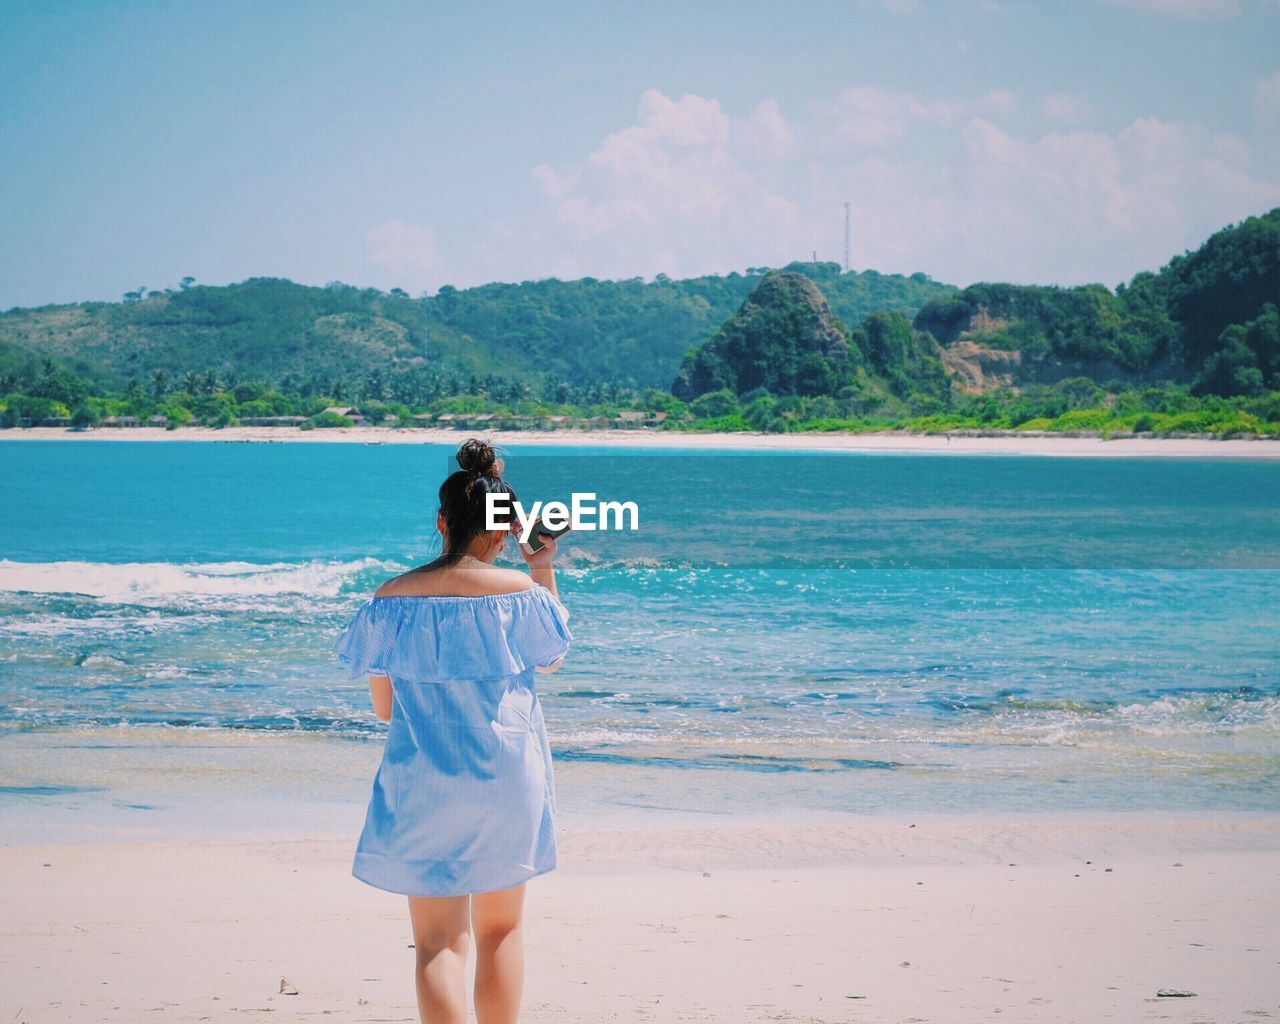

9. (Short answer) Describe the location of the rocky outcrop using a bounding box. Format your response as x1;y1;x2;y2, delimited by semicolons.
672;273;854;399
940;342;1022;393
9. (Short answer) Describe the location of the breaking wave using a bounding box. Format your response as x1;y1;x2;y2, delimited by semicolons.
0;558;395;607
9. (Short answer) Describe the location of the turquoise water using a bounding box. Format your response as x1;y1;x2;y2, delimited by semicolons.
1;440;1278;840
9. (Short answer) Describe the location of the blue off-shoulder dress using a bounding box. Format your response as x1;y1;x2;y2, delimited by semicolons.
334;585;572;897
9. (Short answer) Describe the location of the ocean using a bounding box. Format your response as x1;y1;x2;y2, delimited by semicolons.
1;440;1277;842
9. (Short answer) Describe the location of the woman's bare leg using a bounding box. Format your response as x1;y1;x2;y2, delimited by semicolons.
470;883;526;1024
408;894;471;1024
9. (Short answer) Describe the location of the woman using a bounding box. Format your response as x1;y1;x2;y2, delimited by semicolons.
335;439;571;1024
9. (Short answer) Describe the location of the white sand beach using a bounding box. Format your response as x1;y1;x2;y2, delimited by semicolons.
5;424;1280;457
3;815;1277;1023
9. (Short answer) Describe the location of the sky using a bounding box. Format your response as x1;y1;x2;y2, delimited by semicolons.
2;0;1279;309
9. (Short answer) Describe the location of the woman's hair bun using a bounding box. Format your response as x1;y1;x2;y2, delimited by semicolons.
456;438;503;478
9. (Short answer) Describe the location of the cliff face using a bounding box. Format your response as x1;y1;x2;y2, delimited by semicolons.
672;273;855;400
938;341;1022;393
912;208;1280;397
918;298;1189;394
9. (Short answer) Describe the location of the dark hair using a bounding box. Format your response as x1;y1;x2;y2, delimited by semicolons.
420;439;517;572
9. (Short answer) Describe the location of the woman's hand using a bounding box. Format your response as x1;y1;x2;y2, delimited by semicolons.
511;523;561;594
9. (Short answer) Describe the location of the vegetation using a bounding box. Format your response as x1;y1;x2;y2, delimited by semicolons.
911;208;1280;396
1;210;1278;439
0;265;950;396
421;263;949;390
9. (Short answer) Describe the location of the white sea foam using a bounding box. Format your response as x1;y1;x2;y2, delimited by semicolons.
77;653;127;668
0;612;188;637
0;558;392;605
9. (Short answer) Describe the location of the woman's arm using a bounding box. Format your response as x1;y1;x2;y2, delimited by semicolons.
514;526;561;598
369;673;392;722
513;527;565;671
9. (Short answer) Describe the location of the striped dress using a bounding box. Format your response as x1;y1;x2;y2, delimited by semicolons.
334;586;572;897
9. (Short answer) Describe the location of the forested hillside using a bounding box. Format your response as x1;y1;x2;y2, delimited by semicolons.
672;272;951;410
664;210;1279;435
2;210;1278;437
912;208;1280;397
0;264;950;395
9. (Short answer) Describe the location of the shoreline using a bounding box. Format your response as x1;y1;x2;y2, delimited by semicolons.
4;814;1277;1023
4;423;1280;457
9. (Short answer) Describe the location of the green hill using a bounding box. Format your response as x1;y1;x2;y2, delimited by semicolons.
671;271;953;420
2;210;1277;437
0;265;952;395
0;279;495;394
912;208;1280;397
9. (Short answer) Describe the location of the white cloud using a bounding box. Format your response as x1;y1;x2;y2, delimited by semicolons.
736;99;794;160
365;220;442;287
496;85;1280;289
1042;92;1093;123
819;86;1017;150
529;91;741;245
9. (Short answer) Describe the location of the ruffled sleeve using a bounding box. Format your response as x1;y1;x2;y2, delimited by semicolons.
333;598;403;681
517;585;572;668
333;585;572;682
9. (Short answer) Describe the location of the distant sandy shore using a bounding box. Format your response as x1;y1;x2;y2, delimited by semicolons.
3;814;1277;1023
6;424;1280;457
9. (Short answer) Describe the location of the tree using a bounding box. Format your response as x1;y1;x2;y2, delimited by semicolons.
364;369;388;401
33;364;90;406
1193;328;1264;397
1244;304;1279;388
309;411;354;428
71;404;100;429
690;389;739;419
1058;376;1104;410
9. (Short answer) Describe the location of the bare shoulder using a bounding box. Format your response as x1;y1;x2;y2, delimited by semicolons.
373;571;416;598
374;564;534;598
479;565;538;594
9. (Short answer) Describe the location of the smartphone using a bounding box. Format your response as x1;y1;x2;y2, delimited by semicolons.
523;518;571;552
